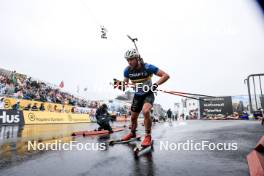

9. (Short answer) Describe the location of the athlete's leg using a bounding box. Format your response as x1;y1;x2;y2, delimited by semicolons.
96;118;103;130
141;102;154;147
130;111;139;134
142;93;155;135
122;95;143;141
121;112;139;140
102;118;113;132
142;103;152;134
130;95;144;135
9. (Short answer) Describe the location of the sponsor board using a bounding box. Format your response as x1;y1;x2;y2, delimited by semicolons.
200;96;233;116
0;110;24;125
23;111;91;124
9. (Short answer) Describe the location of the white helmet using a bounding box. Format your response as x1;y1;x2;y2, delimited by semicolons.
124;48;140;59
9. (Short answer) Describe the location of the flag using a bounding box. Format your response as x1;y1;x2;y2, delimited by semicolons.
59;81;64;88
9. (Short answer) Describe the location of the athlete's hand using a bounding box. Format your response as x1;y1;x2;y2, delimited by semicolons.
152;83;158;92
113;79;126;91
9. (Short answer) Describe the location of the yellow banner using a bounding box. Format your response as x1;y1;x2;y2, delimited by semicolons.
3;97;73;113
23;111;90;124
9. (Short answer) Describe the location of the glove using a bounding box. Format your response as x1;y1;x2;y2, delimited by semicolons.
151;83;158;92
113;79;126;91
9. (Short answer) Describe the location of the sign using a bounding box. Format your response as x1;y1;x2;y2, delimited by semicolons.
23;111;91;124
0;110;24;125
200;96;233;116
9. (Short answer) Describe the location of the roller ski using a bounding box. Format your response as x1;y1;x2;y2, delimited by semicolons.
109;133;141;146
134;135;154;157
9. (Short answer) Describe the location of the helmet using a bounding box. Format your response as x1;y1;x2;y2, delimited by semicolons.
124;48;140;59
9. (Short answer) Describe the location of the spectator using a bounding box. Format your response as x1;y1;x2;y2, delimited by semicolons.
31;103;39;111
6;82;15;95
167;108;172;122
0;82;7;95
61;105;65;113
24;103;31;111
12;100;20;110
14;89;23;99
71;107;75;113
23;90;32;100
11;70;17;85
39;103;45;111
54;105;58;112
0;97;4;109
39;91;46;102
46;95;52;102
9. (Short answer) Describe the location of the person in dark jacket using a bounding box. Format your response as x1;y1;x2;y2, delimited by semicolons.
31;103;39;111
167;108;172;122
39;103;45;111
23;103;31;111
95;104;113;133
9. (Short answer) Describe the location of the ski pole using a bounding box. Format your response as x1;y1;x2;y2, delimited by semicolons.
161;90;216;98
112;79;216;98
110;80;211;102
127;35;138;52
127;35;144;63
157;89;210;102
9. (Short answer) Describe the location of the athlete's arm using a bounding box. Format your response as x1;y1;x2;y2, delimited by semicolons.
123;67;129;85
154;69;170;85
117;77;128;91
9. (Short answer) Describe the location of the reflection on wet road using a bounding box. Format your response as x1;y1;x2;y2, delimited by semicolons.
0;120;263;176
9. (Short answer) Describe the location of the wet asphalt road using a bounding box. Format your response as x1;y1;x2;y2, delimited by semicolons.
0;120;263;176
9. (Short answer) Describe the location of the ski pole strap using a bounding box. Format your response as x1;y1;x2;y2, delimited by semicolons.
157;89;210;102
111;79;213;101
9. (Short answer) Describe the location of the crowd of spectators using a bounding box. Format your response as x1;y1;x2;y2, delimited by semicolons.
0;69;100;110
201;111;251;120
